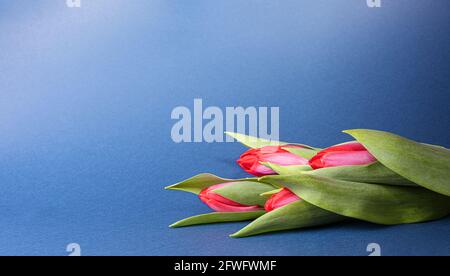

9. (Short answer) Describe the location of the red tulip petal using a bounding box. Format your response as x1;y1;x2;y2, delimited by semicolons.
237;145;309;176
264;188;301;212
203;198;263;212
309;142;376;169
199;183;264;212
321;151;377;167
262;152;308;166
324;141;368;152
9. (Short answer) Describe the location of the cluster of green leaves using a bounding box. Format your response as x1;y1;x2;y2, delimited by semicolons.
166;130;450;238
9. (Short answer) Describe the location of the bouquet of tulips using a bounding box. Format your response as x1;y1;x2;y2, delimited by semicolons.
166;129;450;238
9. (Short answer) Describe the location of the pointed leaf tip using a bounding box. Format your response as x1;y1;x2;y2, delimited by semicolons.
342;129;364;136
224;132;286;148
229;232;242;238
165;173;235;195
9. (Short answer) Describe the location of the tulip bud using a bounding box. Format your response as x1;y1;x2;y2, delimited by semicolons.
264;188;301;212
237;145;309;176
199;183;264;212
309;141;377;170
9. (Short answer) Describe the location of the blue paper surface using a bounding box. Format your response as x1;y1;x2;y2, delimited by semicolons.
0;0;449;255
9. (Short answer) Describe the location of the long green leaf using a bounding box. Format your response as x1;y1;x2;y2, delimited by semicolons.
225;132;288;148
344;129;450;196
261;174;450;225
225;132;320;150
170;211;265;228
260;189;283;198
422;142;450;152
305;162;416;186
282;146;319;159
165;173;276;206
262;162;312;175
213;181;276;206
165;173;257;195
230;200;345;238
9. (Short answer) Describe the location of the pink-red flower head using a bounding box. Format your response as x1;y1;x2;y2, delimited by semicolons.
264;188;301;212
309;141;376;170
237;145;309;176
199;183;263;212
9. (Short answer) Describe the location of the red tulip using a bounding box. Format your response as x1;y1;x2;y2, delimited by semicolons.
309;141;377;170
264;188;301;212
199;183;263;212
237;145;309;176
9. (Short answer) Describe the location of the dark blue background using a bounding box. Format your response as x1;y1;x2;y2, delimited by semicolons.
0;0;449;255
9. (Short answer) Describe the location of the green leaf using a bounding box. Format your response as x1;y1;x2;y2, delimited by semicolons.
305;162;417;186
224;132;320;150
344;129;450;196
261;162;312;175
170;211;266;228
225;132;288;148
260;189;283;198
282;146;319;159
165;173;256;195
422;142;450;152
261;174;450;225
230;200;345;238
165;174;277;206
213;181;276;206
